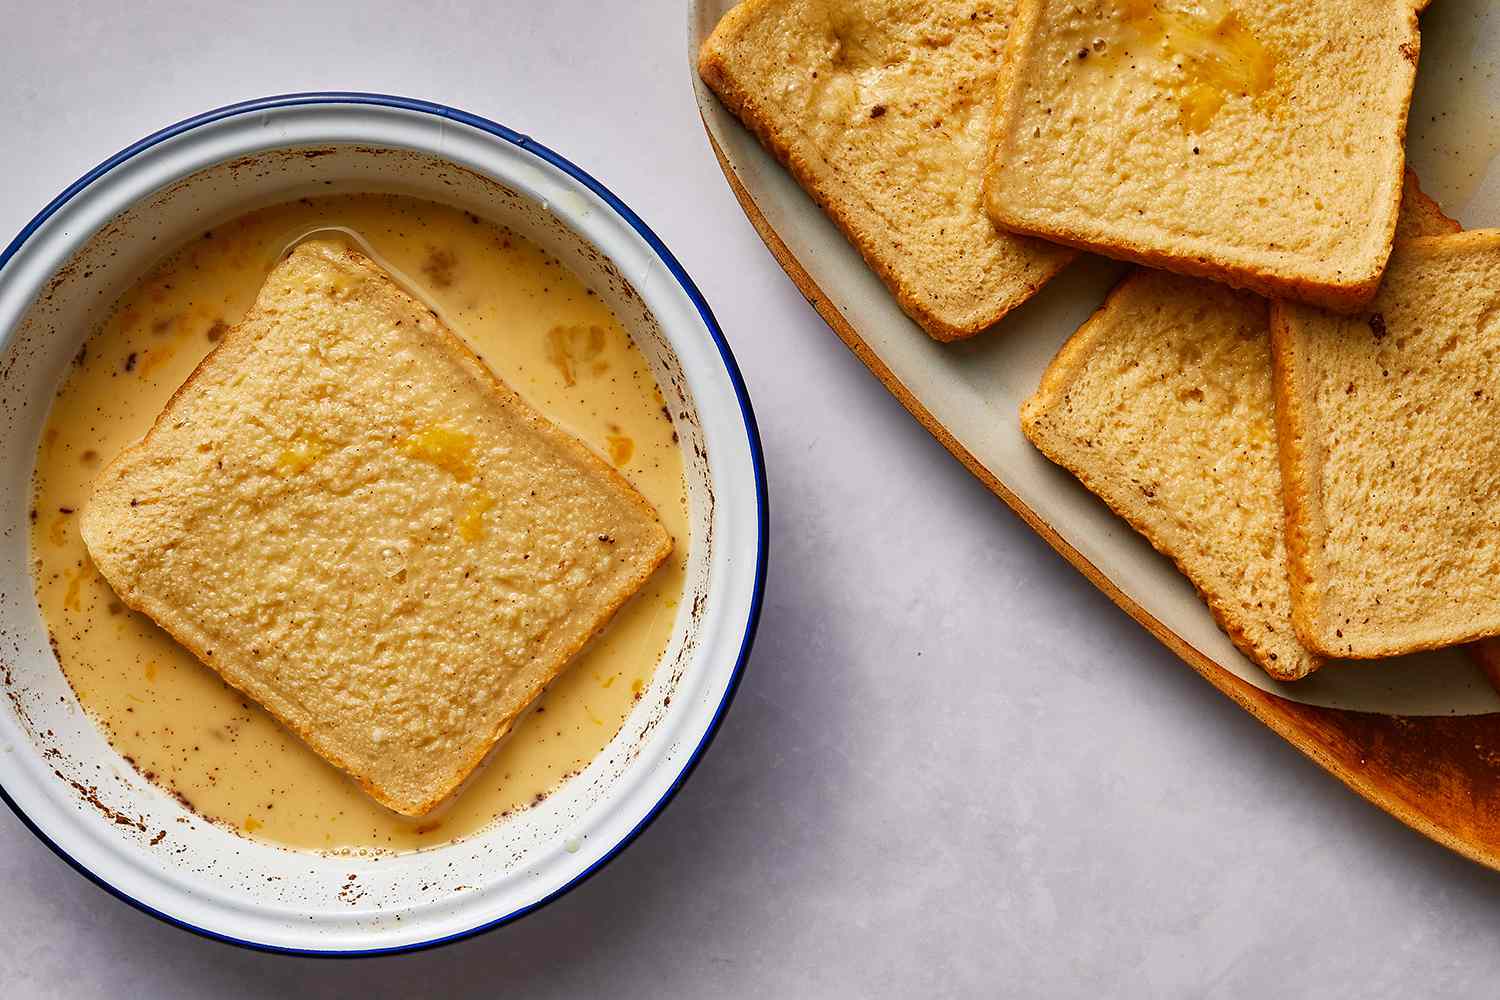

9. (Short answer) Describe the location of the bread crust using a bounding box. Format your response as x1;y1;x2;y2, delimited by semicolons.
1267;297;1328;656
986;0;1426;314
699;0;1075;341
1395;170;1462;241
1471;640;1500;694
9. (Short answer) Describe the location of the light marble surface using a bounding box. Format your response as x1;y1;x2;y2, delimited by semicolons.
3;2;1500;996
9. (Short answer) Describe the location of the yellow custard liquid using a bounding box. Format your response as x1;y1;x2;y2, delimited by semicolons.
1087;1;1276;134
30;194;687;853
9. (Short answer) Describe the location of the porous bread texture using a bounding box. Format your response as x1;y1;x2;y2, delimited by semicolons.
1271;230;1500;658
1020;173;1455;681
80;241;672;816
986;0;1425;312
699;0;1076;342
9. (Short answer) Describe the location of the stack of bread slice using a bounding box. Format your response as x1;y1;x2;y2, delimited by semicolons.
702;0;1500;683
1021;175;1459;681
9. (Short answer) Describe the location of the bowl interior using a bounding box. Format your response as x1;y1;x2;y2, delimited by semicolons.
0;103;760;953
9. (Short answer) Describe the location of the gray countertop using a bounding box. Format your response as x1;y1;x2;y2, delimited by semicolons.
4;2;1500;996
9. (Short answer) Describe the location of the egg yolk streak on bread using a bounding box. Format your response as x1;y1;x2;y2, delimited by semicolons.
987;0;1427;312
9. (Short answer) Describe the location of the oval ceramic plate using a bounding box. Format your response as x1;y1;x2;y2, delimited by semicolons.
0;94;766;953
689;2;1500;865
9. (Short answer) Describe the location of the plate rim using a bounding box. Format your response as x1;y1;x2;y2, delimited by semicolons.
0;91;769;958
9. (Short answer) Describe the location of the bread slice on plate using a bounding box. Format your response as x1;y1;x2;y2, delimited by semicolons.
986;0;1426;312
81;240;672;817
699;0;1076;342
1021;174;1455;681
1271;229;1500;659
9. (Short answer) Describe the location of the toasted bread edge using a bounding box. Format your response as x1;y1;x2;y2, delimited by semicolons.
1266;297;1331;658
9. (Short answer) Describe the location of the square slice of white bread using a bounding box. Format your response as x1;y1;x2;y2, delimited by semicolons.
1022;173;1456;680
1271;229;1500;659
80;240;672;816
699;0;1076;342
986;0;1426;312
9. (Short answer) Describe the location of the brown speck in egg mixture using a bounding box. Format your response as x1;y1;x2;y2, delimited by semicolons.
420;246;458;288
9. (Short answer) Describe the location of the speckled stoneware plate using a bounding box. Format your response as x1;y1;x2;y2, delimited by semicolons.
691;2;1500;864
0;94;765;953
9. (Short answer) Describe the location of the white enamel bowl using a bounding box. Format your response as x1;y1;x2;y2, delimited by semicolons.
0;93;766;954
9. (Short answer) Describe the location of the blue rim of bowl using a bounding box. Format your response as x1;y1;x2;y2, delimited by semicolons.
0;92;767;958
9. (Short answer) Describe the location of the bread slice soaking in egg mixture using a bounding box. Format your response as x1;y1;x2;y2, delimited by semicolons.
79;239;672;817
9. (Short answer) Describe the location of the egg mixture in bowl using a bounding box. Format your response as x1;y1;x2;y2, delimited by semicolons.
34;193;690;852
0;97;764;953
